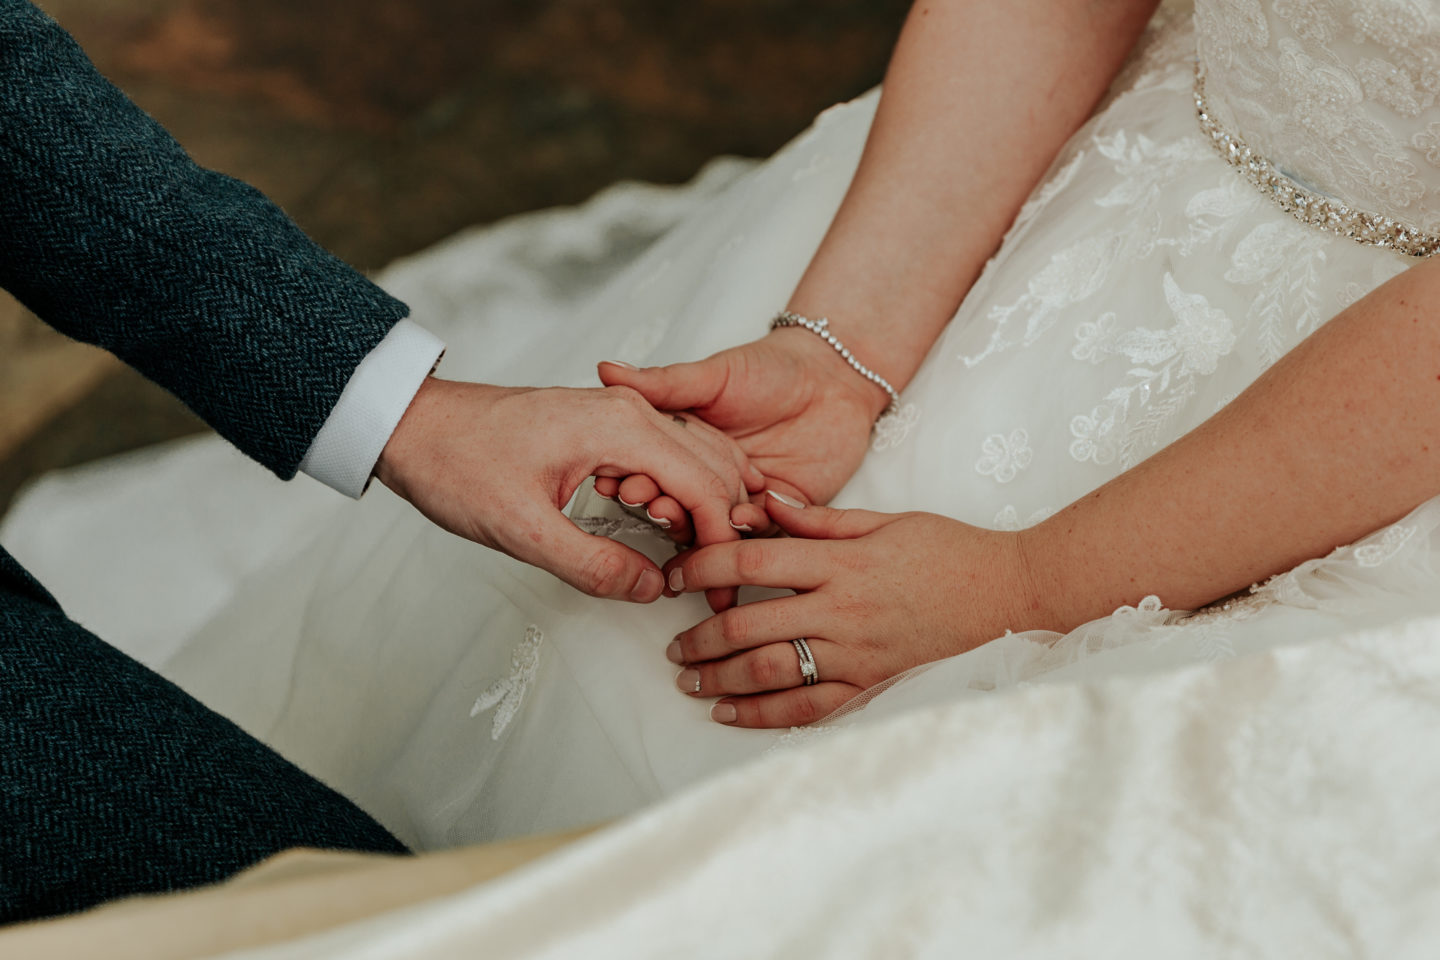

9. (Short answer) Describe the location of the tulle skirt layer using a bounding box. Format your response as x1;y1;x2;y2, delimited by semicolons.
7;7;1440;846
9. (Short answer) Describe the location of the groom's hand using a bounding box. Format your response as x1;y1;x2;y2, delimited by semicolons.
375;377;763;602
595;328;887;530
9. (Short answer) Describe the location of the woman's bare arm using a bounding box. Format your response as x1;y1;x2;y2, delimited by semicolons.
603;0;1162;520
662;255;1440;727
1026;253;1440;626
787;0;1162;399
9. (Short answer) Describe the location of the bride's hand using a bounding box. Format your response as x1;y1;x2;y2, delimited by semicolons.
375;378;763;604
594;327;891;530
659;492;1054;728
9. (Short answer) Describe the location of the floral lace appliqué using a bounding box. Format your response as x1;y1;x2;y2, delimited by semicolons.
872;402;920;452
975;429;1033;483
470;625;543;741
1353;523;1418;567
1069;273;1237;468
992;505;1055;531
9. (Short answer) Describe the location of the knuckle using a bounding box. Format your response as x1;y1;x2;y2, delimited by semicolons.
701;472;732;505
579;549;628;597
718;611;750;651
602;384;646;408
734;540;768;581
787;694;823;726
747;652;779;690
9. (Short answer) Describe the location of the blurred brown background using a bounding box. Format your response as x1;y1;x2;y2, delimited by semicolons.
0;0;908;513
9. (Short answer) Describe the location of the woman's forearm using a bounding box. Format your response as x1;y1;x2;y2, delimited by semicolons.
786;0;1160;398
1024;256;1440;628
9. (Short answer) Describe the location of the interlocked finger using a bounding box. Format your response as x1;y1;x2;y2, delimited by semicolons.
668;594;823;663
616;474;661;510
711;683;862;729
675;636;841;698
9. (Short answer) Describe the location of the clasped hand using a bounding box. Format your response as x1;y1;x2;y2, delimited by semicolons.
661;495;1044;728
379;344;1032;730
376;377;764;603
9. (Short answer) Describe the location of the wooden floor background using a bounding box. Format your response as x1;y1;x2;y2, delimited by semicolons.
1;0;908;513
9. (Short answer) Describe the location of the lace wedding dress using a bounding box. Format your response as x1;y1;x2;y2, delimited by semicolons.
7;0;1440;852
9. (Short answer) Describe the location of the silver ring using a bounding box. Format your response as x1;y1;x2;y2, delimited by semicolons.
791;638;818;686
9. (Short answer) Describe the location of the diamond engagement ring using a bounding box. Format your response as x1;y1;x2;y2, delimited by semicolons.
791;638;818;686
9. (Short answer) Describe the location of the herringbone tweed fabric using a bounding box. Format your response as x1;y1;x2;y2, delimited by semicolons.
0;0;408;477
0;546;408;924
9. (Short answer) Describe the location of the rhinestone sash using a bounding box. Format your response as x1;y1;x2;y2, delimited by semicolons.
1194;65;1440;259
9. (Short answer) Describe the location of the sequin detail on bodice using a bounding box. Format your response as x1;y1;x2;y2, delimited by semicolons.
1195;0;1440;238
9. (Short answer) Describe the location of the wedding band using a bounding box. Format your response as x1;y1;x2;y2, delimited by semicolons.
791;638;818;686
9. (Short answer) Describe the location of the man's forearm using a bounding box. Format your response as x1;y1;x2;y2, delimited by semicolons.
1023;256;1440;627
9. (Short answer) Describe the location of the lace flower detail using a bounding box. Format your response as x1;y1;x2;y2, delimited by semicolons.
1412;123;1440;167
1353;523;1417;567
1072;312;1118;363
975;429;1033;483
1356;57;1431;118
992;505;1055;532
470;625;543;741
1113;595;1167;617
1163;274;1237;377
1070;403;1120;466
1368;154;1425;207
872;402;920;452
1271;0;1338;44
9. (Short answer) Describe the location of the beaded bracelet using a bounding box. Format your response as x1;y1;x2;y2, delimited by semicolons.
770;310;901;421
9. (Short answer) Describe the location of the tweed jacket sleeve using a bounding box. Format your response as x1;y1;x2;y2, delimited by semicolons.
0;0;410;479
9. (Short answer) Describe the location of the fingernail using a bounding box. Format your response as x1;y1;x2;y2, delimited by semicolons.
767;490;805;509
711;702;738;724
618;496;645;508
631;568;663;602
729;520;753;533
645;509;672;530
667;567;684;592
676;669;701;694
665;639;684;664
600;359;639;370
594;490;613;501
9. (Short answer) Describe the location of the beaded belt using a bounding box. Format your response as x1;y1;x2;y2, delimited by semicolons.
1194;64;1439;258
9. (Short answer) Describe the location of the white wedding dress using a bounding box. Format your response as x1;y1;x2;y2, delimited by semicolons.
8;0;1440;861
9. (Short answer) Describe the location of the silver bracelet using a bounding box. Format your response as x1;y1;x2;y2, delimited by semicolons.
770;310;900;421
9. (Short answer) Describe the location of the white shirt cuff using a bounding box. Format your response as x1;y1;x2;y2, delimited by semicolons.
299;318;446;499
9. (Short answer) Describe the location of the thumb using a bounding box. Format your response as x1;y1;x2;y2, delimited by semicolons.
509;503;666;603
597;357;727;411
764;489;894;542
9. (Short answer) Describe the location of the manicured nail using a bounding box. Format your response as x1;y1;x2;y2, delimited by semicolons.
665;639;684;664
711;702;737;724
645;509;672;530
676;669;701;694
729;520;754;533
667;567;684;592
618;496;645;508
594;490;614;501
767;490;805;509
631;568;663;602
600;359;639;370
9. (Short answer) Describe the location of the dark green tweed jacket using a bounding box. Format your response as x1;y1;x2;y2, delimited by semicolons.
0;0;409;480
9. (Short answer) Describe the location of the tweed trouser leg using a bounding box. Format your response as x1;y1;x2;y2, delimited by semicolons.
0;574;408;924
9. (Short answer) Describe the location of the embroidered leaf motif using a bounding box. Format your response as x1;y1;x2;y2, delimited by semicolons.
471;625;543;741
